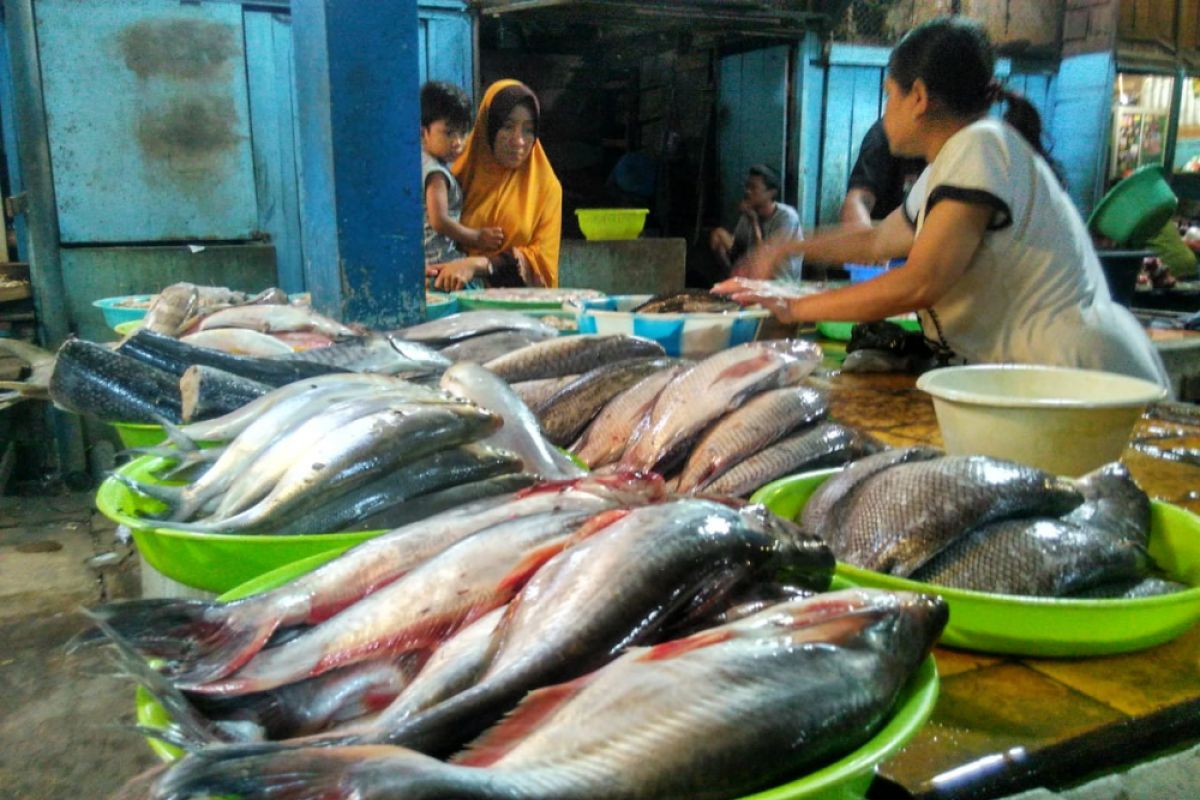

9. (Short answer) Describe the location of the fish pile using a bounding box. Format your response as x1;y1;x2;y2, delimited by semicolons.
118;375;538;535
80;479;947;800
393;310;562;365
631;289;743;314
801;450;1191;599
139;282;355;353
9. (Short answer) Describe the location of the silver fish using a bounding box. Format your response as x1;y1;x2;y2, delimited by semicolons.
484;335;666;383
287;335;450;375
677;385;828;493
198;305;356;338
535;357;682;447
439;330;555;363
179;329;295;357
829;455;1085;576
393;311;557;346
572;365;686;468
510;374;580;409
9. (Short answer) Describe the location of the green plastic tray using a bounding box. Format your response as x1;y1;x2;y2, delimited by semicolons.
752;468;1200;657
135;552;938;799
96;455;386;593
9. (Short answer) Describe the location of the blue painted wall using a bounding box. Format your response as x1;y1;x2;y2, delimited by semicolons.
418;2;475;100
1050;52;1115;215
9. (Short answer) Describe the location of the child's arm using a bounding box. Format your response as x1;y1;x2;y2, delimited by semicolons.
425;175;504;250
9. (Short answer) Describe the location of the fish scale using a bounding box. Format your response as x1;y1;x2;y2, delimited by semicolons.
830;455;1085;576
484;335;666;383
572;365;686;468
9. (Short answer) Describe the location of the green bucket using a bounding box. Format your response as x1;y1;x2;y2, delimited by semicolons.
1088;165;1179;246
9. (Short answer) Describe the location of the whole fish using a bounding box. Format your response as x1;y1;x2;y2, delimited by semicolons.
439;362;583;480
142;282;244;337
81;472;666;684
187;508;604;695
623;339;822;472
1064;462;1151;547
147;590;945;800
178;365;268;422
439;330;555;363
829;455;1084;576
363;499;833;755
198;305;357;338
287;335;450;375
179;329;295;357
702;423;881;498
48;338;183;423
120;329;343;387
800;446;943;539
676;385;828;493
510;374;579;409
535;357;683;447
356;474;537;531
632;289;741;314
273;445;524;535
484;334;666;383
393;311;557;347
911;517;1149;596
571;365;685;468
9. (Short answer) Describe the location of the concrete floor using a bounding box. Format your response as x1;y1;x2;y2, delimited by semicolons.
3;489;1198;800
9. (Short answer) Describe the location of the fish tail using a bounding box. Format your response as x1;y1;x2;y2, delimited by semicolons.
153;413;199;453
78;599;278;685
151;744;465;800
111;471;183;510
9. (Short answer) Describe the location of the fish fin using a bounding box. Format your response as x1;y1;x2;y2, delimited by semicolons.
152;412;198;453
78;599;279;686
152;744;441;800
84;612;228;749
454;674;596;767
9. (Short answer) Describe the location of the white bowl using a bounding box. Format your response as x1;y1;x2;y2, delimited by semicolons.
916;364;1167;476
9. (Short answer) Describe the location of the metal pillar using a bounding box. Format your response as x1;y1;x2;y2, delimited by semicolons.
292;0;426;328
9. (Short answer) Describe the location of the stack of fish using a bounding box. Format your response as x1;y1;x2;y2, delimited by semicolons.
118;375;535;535
801;449;1190;598
82;479;948;800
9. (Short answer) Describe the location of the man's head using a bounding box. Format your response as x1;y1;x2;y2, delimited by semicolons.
421;81;472;162
744;164;781;211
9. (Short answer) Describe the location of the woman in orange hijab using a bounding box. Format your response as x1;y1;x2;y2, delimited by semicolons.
428;80;563;289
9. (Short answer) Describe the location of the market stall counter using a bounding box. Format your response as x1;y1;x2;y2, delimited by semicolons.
820;370;1200;799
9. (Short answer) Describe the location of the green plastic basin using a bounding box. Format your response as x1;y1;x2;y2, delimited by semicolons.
135;552;938;799
95;455;386;593
1088;165;1179;246
110;422;168;449
752;468;1200;657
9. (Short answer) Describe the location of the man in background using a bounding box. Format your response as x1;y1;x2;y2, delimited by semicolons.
710;164;804;281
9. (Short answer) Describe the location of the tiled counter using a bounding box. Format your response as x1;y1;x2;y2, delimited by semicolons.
817;371;1200;799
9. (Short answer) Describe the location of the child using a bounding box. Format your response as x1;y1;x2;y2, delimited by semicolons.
420;81;503;279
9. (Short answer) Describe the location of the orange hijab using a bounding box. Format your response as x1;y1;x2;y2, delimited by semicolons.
453;80;563;288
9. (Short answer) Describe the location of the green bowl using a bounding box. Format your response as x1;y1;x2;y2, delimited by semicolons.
816;318;922;343
95;455;386;593
752;468;1200;657
1088;165;1179;246
113;319;143;336
110;422;168;449
135;554;938;800
92;294;155;328
425;292;458;321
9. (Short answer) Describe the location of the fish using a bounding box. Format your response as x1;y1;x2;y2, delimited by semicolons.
510;374;580;409
676;385;828;493
186;508;605;695
120;329;344;387
1064;462;1151;547
141;283;203;337
632;289;742;314
144;589;945;800
535;357;683;447
179;329;295;357
438;330;556;363
355;474;538;531
800;446;943;539
623;339;823;473
198;305;357;338
48;338;183;423
1071;576;1191;599
393;311;557;347
287;335;451;375
483;334;667;383
701;423;882;498
910;517;1150;596
178;365;269;422
571;365;686;468
80;471;666;684
272;445;525;535
439;362;584;480
269;331;335;351
364;499;833;755
828;455;1085;576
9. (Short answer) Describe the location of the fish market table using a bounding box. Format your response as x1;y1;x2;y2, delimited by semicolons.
818;371;1200;799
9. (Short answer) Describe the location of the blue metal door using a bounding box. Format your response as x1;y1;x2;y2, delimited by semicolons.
418;1;475;99
35;0;259;242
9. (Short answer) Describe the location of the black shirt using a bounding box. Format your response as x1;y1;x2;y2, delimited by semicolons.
847;120;927;220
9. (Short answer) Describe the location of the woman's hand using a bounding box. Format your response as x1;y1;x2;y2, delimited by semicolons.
733;239;790;280
474;226;505;251
429;257;487;292
712;277;805;324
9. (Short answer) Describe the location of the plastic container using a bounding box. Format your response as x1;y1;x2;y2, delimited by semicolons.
1087;165;1179;246
845;264;887;284
109;422;168;448
92;295;155;328
577;294;770;358
575;208;649;241
454;288;605;311
95;455;386;592
425;292;458;321
136;553;940;800
916;365;1167;476
113;320;143;337
752;468;1200;657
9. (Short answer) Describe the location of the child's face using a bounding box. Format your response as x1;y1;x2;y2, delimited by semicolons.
422;120;467;161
